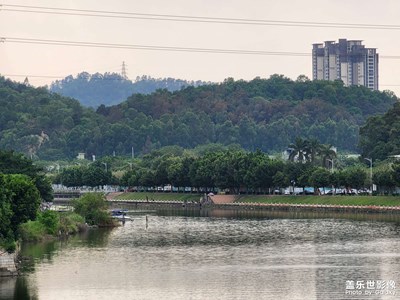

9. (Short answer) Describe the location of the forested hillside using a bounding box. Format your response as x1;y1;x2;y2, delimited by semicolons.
96;75;396;155
0;77;102;159
359;102;400;160
0;75;397;160
50;72;209;107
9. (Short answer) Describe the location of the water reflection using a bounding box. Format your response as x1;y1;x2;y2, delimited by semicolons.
0;277;37;300
155;207;400;223
2;210;400;300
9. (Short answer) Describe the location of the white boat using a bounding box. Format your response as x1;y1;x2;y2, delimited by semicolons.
111;209;133;221
112;214;133;221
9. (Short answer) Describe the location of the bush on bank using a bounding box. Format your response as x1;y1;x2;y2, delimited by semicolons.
72;193;117;227
18;211;86;242
18;193;115;244
59;213;86;235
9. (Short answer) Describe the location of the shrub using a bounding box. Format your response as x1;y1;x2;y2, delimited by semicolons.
59;213;85;235
18;220;47;242
38;210;60;235
0;237;16;253
72;193;114;226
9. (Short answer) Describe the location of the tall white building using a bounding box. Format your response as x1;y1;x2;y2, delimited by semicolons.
312;39;379;90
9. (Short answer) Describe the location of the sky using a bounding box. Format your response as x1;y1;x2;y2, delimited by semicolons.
1;0;400;96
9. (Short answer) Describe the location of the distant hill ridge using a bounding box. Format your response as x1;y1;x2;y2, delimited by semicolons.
0;74;397;160
50;72;211;107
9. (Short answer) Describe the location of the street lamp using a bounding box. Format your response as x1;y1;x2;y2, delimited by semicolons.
326;159;334;195
326;159;334;173
364;158;373;194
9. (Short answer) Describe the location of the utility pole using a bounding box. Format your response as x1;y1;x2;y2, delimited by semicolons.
364;158;373;194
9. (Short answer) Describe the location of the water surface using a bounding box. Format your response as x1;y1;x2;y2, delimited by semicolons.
1;210;399;299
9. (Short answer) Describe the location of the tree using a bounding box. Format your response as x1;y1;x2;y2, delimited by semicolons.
391;161;400;187
81;162;112;187
212;150;248;194
359;102;400;160
285;162;316;193
309;168;331;194
4;174;41;235
305;138;322;164
189;154;216;190
0;174;14;251
319;144;337;169
60;167;83;187
373;168;396;194
0;150;53;201
273;171;289;192
342;167;367;190
288;137;308;162
72;193;114;226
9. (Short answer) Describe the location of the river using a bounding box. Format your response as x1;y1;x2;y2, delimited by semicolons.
1;209;399;300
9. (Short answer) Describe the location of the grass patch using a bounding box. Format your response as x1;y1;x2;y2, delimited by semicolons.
114;192;400;207
115;192;201;202
237;195;400;206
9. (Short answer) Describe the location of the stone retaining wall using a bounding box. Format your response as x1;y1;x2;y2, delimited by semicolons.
0;250;18;277
109;199;400;214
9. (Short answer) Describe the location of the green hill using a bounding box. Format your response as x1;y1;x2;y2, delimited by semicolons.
0;74;396;160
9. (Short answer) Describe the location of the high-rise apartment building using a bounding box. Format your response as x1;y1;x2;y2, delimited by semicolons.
312;39;379;90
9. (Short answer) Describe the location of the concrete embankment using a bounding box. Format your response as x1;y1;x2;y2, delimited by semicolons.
213;202;400;214
108;199;400;214
0;250;18;277
108;199;202;209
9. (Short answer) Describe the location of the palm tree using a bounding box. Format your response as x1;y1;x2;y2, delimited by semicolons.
305;138;322;164
288;137;308;162
320;144;337;169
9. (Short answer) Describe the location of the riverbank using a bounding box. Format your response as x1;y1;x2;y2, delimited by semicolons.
114;192;400;206
109;199;400;214
236;194;400;206
110;193;400;215
0;249;18;277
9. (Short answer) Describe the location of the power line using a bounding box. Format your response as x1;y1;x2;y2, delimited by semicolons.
2;36;400;59
2;74;400;87
2;4;400;30
1;36;311;56
1;74;130;82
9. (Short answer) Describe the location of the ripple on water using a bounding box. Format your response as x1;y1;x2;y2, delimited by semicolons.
13;214;400;300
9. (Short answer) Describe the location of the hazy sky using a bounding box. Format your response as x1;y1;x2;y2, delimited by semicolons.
1;0;400;96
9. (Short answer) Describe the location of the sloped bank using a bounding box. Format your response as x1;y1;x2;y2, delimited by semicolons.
212;202;400;214
0;249;18;277
109;199;400;215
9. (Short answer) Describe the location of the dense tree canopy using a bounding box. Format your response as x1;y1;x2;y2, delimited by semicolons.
4;174;41;234
0;150;52;201
359;102;400;160
0;173;41;251
0;75;397;160
59;161;113;188
72;147;371;194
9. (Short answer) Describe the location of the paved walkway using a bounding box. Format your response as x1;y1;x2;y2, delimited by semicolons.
209;195;237;204
106;192;124;200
